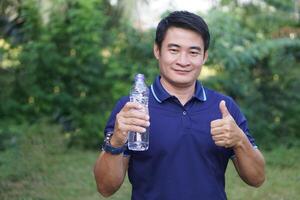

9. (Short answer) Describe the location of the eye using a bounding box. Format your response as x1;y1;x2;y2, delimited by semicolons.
169;48;179;54
190;51;201;57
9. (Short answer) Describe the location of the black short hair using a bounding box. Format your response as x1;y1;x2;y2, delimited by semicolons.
155;11;210;51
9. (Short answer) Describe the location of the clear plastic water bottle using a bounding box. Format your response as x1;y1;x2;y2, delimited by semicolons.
128;74;149;151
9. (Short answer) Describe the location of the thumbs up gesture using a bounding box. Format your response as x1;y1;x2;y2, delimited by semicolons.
210;100;245;148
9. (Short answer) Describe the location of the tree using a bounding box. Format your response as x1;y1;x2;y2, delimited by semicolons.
205;0;300;148
0;0;157;148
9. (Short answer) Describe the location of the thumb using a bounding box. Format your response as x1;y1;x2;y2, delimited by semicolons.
219;100;230;118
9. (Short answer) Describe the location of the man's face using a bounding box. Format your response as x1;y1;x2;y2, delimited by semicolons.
154;27;208;88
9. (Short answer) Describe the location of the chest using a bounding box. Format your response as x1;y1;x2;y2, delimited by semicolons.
131;103;231;160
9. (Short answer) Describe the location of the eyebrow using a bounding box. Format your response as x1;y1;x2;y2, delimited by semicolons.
167;43;180;48
190;46;202;51
167;43;202;51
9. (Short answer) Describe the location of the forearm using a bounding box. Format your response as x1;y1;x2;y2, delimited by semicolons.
233;135;265;187
94;151;128;197
93;102;148;196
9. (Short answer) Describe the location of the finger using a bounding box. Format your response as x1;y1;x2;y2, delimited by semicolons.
214;140;226;147
212;134;225;142
214;139;233;148
210;119;224;128
219;100;230;118
210;127;224;136
122;124;147;133
122;102;143;112
124;117;150;128
123;109;150;121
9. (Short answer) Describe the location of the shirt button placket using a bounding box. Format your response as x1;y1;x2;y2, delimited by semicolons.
182;110;191;131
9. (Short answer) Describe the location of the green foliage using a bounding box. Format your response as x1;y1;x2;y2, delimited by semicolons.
1;146;300;199
0;0;299;149
0;121;66;181
226;147;300;200
0;0;156;148
0;122;67;200
204;2;300;148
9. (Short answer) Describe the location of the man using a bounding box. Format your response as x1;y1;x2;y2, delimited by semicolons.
94;11;265;200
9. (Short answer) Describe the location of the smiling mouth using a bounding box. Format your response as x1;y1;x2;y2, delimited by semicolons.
174;69;191;73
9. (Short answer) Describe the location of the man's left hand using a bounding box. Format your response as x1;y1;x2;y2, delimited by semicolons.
210;100;245;148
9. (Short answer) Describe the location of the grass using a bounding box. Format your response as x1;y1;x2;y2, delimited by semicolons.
0;143;299;200
226;146;300;200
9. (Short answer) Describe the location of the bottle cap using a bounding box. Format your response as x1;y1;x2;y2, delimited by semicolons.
135;73;145;81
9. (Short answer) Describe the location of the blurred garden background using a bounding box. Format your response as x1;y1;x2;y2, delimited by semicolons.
0;0;299;199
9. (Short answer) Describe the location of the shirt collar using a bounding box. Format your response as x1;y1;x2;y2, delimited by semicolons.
150;76;207;103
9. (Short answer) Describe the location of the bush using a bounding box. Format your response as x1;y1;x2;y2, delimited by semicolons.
1;0;299;150
205;7;300;149
0;0;157;148
0;120;67;180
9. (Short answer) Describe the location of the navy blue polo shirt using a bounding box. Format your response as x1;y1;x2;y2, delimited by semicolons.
104;76;257;200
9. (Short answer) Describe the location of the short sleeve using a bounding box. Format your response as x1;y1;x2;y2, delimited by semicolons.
226;97;258;158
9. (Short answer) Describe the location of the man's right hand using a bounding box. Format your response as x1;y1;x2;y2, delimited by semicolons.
110;102;150;147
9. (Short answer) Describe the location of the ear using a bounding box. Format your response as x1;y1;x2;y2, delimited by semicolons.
153;43;160;60
203;50;208;64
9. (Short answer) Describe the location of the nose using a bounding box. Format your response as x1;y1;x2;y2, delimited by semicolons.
177;52;190;67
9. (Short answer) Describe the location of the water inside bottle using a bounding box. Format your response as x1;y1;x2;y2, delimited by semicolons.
128;132;149;151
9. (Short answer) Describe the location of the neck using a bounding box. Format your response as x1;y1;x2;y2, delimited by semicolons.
160;78;195;105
